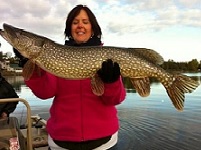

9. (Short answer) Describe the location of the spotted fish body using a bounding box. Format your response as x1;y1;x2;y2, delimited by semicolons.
0;23;199;111
38;45;164;79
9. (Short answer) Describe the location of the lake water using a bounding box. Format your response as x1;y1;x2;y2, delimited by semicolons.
4;73;201;150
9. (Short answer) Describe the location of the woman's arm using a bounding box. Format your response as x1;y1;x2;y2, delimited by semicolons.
25;69;58;99
100;77;126;105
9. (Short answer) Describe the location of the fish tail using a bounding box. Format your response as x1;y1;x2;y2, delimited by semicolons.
165;74;200;111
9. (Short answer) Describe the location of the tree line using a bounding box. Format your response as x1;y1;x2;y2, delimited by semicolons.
161;59;201;72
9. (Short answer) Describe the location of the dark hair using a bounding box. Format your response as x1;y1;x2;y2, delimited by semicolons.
64;5;102;39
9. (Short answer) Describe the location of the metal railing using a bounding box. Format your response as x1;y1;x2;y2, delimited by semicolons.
0;98;33;150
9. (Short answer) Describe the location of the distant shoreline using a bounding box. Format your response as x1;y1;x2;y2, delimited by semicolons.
1;70;22;76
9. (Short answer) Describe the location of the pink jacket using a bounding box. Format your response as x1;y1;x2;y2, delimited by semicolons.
25;70;126;141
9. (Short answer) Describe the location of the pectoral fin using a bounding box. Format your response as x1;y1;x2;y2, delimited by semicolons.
130;77;150;97
22;60;35;80
91;75;104;96
22;60;41;80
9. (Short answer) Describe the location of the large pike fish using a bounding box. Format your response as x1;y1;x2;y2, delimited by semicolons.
0;23;199;111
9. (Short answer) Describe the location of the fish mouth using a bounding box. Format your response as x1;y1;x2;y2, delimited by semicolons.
0;26;5;34
0;28;3;36
0;26;9;42
0;23;21;47
3;23;19;39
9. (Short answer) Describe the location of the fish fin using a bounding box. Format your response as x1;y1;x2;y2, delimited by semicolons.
130;48;164;65
35;65;42;76
91;75;104;96
22;60;36;80
165;75;200;111
130;77;150;97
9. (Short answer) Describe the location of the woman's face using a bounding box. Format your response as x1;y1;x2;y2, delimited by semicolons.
71;9;93;44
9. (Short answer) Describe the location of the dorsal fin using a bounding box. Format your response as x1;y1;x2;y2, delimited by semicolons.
129;48;164;65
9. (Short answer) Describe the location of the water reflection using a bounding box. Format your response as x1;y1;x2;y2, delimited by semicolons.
4;75;24;93
124;73;201;92
116;73;201;149
5;73;201;94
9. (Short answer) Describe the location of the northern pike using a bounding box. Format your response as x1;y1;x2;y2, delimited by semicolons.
0;23;199;111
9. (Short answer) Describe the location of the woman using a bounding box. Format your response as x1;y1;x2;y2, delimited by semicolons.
14;5;126;150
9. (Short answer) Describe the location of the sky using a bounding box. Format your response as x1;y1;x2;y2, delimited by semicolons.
0;0;201;62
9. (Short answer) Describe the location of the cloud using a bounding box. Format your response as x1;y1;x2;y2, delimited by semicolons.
0;0;201;61
177;0;201;8
0;0;51;20
1;0;200;36
86;0;201;37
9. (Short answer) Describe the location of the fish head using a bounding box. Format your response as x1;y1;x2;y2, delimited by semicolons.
0;26;16;44
0;23;44;59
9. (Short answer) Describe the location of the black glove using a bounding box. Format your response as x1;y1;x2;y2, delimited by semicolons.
13;48;29;67
97;59;120;83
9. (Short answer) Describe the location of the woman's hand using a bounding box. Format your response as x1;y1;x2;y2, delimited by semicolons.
97;59;120;83
0;112;8;120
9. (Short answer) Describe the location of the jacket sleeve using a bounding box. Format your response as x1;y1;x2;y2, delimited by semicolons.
2;102;18;115
100;76;126;106
25;69;57;99
0;78;19;115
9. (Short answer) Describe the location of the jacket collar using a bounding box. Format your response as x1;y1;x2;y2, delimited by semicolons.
65;36;102;46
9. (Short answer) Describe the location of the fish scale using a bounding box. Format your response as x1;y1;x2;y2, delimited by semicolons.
0;23;200;111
